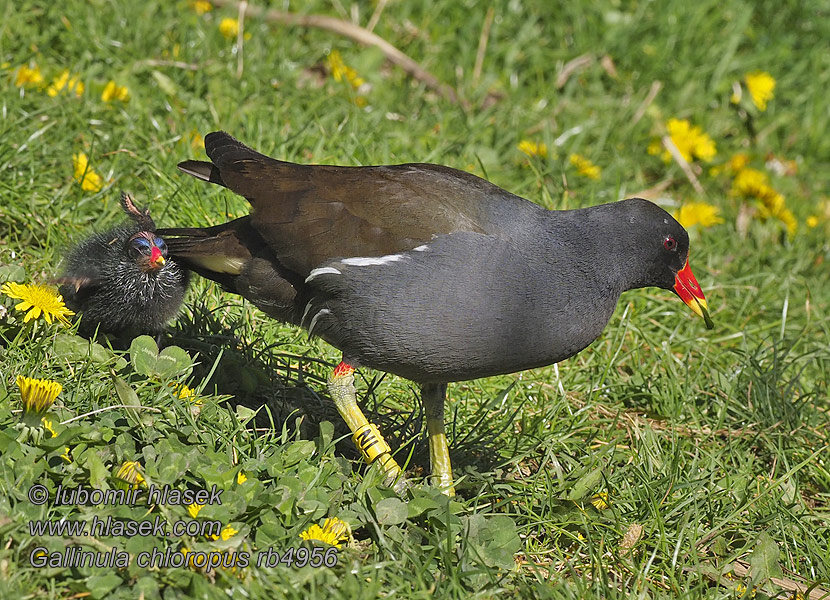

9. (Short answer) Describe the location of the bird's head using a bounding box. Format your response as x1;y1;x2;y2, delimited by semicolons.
612;198;713;329
126;231;168;272
118;192;169;273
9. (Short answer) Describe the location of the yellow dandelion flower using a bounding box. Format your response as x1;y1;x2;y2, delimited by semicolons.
731;167;769;198
518;140;548;158
208;524;239;541
1;282;75;325
730;168;796;236
712;152;751;176
299;517;350;548
72;152;104;192
188;130;204;150
41;417;58;438
177;383;195;399
656;118;717;163
189;0;212;14
181;546;198;568
646;139;663;156
15;64;44;88
101;80;130;103
16;376;62;417
237;471;247;485
745;71;775;111
569;153;601;180
327;50;365;89
774;207;797;238
729;153;751;172
47;69;84;97
682;123;716;162
673;202;724;228
188;503;205;518
327;50;346;81
591;492;610;510
219;17;239;39
220;525;238;540
666;119;698;162
114;461;146;489
806;215;819;228
170;382;203;407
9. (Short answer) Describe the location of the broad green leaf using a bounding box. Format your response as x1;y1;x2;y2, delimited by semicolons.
407;495;440;518
566;467;604;500
464;513;522;570
86;574;123;599
749;531;783;583
156;345;193;378
375;497;408;526
316;420;334;451
84;450;109;487
54;333;124;368
130;335;160;377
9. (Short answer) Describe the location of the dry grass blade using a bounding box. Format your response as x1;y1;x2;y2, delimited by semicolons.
555;53;593;89
473;7;495;85
632;80;662;125
366;0;388;33
662;134;706;195
236;0;247;79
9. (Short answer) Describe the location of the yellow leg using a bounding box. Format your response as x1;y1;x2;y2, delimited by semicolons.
422;383;455;495
328;362;409;494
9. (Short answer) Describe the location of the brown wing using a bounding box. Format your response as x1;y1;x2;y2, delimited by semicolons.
180;131;531;275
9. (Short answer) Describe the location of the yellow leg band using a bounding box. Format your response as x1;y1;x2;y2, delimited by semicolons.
352;423;392;463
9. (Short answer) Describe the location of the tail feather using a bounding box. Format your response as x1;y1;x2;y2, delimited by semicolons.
204;131;258;164
177;160;225;186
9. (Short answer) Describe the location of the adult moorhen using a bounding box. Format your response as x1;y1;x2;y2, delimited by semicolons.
159;131;713;494
59;193;189;339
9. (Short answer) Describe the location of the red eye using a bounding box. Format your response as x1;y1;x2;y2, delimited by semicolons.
663;236;677;251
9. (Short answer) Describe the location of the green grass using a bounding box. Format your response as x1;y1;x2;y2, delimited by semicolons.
1;0;829;598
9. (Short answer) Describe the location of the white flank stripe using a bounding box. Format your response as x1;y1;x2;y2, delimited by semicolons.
301;300;315;325
307;309;331;336
341;254;404;266
305;266;342;283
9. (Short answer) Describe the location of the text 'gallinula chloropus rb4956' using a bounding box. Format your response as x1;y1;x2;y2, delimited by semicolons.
159;131;713;495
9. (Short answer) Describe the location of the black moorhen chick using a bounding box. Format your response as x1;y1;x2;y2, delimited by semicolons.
58;193;189;340
159;131;713;494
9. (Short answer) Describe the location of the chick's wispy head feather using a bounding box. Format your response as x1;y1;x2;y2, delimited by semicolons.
57;193;190;338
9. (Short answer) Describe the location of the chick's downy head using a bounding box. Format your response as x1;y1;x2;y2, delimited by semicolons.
58;193;190;338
